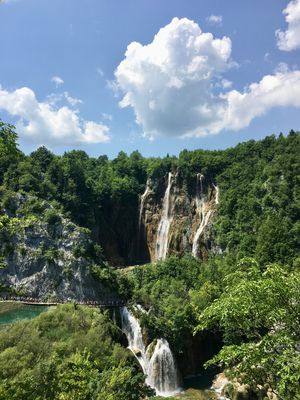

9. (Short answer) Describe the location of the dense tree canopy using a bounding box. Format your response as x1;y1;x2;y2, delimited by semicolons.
0;120;299;398
0;305;154;400
0;120;299;265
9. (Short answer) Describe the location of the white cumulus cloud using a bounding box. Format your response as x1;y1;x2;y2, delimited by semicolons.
115;18;300;139
115;17;232;139
222;69;300;132
206;15;223;26
0;86;110;145
276;0;300;51
51;76;64;87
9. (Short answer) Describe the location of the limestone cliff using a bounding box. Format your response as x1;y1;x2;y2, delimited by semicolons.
0;193;113;301
139;171;219;263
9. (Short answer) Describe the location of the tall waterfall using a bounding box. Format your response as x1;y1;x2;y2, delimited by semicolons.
192;174;212;258
213;183;219;205
156;172;173;261
121;306;181;397
139;179;151;231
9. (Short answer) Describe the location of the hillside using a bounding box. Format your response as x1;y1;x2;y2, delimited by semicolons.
0;120;299;399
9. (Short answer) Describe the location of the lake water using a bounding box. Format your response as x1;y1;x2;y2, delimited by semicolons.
0;302;51;325
183;368;217;391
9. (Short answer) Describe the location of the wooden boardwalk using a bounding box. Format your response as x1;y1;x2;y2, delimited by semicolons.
0;297;126;307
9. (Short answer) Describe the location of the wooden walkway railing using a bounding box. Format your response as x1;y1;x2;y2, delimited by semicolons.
0;296;126;307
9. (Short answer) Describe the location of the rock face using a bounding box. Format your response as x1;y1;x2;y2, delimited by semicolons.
80;170;219;266
139;172;219;263
96;198;141;267
0;194;113;301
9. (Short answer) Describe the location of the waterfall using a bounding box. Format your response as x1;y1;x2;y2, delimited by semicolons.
121;306;147;373
213;183;219;205
146;339;180;397
121;306;181;397
192;174;212;258
155;172;173;261
139;179;151;231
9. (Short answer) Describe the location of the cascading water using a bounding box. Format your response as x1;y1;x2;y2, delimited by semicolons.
192;174;212;258
121;306;181;397
146;339;180;397
213;183;219;205
139;179;151;231
155;172;173;261
121;306;147;373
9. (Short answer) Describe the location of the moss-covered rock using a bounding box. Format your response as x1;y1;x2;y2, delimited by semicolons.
0;193;114;301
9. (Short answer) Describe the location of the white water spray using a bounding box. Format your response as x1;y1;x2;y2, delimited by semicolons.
121;307;181;397
192;174;212;258
156;172;173;261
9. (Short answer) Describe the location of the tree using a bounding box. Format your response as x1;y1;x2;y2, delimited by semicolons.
96;363;155;400
195;260;300;399
0;120;23;183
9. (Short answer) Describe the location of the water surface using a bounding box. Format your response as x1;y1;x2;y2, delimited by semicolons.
0;302;52;325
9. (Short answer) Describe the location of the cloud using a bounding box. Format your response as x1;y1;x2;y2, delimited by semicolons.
274;62;289;73
51;76;64;87
276;0;300;51
97;68;104;77
63;92;83;107
222;69;300;133
221;79;232;89
115;17;232;139
115;18;300;139
206;14;223;26
106;79;119;97
102;112;113;121
46;91;83;107
0;86;110;145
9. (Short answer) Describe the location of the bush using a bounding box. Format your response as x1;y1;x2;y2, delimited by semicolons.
44;208;62;226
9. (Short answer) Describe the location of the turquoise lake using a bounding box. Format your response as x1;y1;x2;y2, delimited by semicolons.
0;302;52;325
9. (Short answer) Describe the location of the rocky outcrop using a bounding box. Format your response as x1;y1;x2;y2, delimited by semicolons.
212;373;278;400
0;194;113;301
96;199;142;267
139;171;219;263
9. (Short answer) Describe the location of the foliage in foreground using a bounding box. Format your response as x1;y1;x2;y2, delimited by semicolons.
128;256;300;398
0;305;154;400
195;259;300;400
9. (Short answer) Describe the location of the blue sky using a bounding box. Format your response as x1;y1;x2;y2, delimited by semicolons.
0;0;299;157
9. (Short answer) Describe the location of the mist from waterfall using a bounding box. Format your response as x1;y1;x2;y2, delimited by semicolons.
192;174;212;258
156;172;173;261
121;306;181;397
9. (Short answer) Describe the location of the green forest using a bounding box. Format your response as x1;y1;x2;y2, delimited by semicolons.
0;120;299;399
